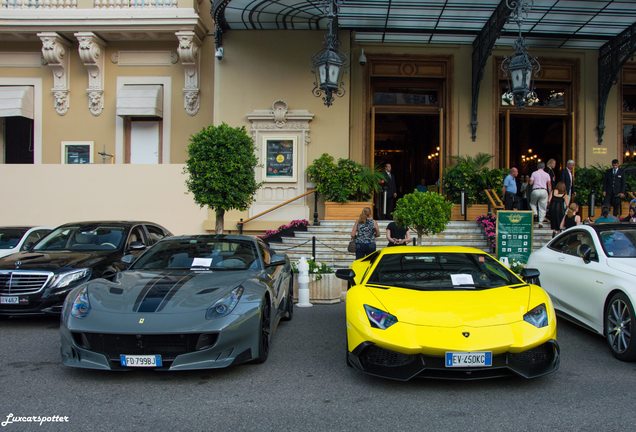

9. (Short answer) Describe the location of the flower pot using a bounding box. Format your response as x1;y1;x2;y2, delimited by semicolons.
293;273;347;304
324;201;373;220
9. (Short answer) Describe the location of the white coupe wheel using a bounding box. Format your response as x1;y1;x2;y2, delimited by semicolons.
605;292;636;361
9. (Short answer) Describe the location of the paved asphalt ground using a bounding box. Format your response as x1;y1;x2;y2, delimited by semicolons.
2;304;636;432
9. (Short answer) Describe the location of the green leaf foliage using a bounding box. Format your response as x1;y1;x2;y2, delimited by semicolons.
573;165;605;206
184;123;262;211
393;191;452;244
307;153;383;202
443;153;502;205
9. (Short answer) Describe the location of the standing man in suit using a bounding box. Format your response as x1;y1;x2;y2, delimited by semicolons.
380;162;397;220
603;159;626;217
561;159;575;198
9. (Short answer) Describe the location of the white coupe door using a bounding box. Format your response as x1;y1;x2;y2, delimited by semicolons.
542;230;608;333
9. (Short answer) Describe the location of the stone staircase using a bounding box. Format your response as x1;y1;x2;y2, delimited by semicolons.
268;220;556;268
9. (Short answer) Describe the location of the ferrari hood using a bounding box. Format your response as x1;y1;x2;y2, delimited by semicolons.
366;285;531;327
605;258;636;278
86;270;256;314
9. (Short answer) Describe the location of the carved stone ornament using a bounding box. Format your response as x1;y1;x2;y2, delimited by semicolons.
38;32;70;115
272;100;288;127
75;32;106;116
175;31;201;116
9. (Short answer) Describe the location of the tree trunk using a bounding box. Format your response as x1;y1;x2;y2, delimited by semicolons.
417;231;423;246
215;208;225;234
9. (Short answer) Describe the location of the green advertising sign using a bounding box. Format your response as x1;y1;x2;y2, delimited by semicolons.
496;210;534;263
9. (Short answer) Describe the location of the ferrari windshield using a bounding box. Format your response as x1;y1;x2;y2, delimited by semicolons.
599;229;636;258
0;228;29;249
34;225;126;252
366;252;522;290
131;238;259;271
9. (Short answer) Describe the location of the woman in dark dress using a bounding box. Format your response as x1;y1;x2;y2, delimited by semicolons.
561;202;581;230
548;181;568;237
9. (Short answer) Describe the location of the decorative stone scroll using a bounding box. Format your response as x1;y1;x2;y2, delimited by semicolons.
175;31;201;116
75;32;106;116
38;32;70;115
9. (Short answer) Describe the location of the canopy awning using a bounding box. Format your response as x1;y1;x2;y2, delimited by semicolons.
116;84;163;117
0;86;33;119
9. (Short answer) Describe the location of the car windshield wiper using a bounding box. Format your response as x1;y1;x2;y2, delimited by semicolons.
365;283;392;290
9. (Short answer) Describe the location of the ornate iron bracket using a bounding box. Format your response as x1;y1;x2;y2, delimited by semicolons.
470;0;513;141
211;0;231;51
597;21;636;144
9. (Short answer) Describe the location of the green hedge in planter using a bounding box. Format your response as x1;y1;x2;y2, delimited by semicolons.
307;153;383;203
443;153;505;205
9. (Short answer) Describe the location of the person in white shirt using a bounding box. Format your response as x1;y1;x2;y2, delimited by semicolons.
529;162;552;228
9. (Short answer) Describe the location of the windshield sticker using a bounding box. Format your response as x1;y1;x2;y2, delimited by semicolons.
451;274;474;286
191;257;212;268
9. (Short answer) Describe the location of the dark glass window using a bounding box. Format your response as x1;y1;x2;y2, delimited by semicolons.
373;89;438;106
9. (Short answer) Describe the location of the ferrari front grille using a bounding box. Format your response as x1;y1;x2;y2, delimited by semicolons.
0;271;52;295
72;332;219;361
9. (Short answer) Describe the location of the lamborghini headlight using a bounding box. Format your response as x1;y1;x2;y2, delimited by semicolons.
50;268;91;290
364;304;398;330
524;303;548;328
206;286;244;319
71;287;91;319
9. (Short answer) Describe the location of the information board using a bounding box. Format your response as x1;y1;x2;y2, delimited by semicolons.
496;210;533;263
264;137;296;181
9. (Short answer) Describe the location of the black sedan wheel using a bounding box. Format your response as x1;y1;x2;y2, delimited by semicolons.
605;292;636;361
282;279;294;322
253;299;271;364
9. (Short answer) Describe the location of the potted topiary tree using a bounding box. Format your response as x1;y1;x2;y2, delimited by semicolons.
184;123;262;233
307;153;383;220
392;191;452;245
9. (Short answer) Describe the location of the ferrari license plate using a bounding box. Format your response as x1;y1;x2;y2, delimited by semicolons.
119;354;162;368
0;296;19;305
445;352;492;368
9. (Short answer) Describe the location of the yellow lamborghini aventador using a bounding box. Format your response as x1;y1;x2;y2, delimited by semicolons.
336;246;559;380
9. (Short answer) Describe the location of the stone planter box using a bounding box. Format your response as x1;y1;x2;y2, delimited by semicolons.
293;273;347;304
451;204;489;221
324;201;372;220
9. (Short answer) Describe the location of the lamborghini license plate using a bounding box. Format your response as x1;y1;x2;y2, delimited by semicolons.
119;354;162;368
0;296;19;304
445;352;492;368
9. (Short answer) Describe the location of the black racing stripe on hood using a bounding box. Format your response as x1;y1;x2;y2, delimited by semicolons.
155;273;195;312
133;273;172;313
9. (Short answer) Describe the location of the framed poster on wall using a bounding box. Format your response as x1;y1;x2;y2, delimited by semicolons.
262;136;297;182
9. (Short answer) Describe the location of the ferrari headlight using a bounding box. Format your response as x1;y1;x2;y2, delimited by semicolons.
206;286;244;319
364;304;398;330
524;303;548;328
71;287;91;319
51;268;91;290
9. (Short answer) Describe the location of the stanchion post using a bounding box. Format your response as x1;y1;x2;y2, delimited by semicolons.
313;191;320;226
589;192;596;218
237;219;244;235
461;189;467;221
312;236;316;260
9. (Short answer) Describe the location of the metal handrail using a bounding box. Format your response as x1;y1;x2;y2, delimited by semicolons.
237;189;319;234
484;189;504;213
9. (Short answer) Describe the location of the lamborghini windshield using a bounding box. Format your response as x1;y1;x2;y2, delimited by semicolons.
366;252;522;290
131;238;260;271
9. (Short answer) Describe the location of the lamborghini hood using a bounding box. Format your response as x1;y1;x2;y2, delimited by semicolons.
366;285;531;327
86;270;257;314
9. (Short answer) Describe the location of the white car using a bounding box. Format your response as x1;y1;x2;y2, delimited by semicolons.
0;227;52;259
527;223;636;361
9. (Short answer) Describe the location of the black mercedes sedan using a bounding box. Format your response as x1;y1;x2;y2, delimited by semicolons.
0;221;171;316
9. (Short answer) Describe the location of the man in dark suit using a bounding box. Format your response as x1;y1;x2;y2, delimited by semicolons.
603;159;626;217
561;159;575;198
380;162;397;219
